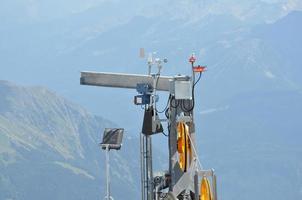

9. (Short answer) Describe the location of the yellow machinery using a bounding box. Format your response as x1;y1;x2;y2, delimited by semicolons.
177;122;192;172
200;177;212;200
80;53;217;200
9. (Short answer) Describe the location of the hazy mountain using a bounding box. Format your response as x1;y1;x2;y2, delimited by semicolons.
196;89;302;200
0;80;143;200
1;82;301;200
253;11;302;87
1;4;301;123
1;0;301;27
0;1;302;200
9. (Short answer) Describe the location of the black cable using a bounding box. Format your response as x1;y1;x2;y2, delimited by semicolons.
194;72;202;87
181;63;196;112
182;93;194;112
162;131;168;137
156;95;170;113
180;100;187;112
165;107;169;119
170;96;179;108
181;72;202;112
155;73;171;114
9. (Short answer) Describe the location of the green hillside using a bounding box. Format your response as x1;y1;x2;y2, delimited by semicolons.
0;80;141;200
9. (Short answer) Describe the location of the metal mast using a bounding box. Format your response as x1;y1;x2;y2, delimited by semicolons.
80;54;217;200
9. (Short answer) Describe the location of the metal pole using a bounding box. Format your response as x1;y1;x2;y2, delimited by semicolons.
105;145;113;200
155;185;159;200
106;145;109;200
140;133;146;200
213;171;217;200
194;172;199;200
152;75;157;133
143;135;154;200
148;65;152;75
148;136;153;200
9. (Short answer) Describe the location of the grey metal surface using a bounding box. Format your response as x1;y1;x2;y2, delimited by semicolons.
140;133;146;200
80;70;216;200
213;172;218;200
168;99;197;198
173;80;192;100
140;133;154;200
194;173;199;200
146;136;153;200
197;170;214;177
196;169;217;200
80;71;172;91
104;145;114;200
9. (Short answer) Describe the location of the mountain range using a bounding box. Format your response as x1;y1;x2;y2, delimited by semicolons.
0;1;302;199
0;80;143;199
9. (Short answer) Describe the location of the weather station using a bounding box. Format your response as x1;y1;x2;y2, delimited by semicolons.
80;51;217;200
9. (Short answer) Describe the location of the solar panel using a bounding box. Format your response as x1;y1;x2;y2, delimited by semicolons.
101;128;124;150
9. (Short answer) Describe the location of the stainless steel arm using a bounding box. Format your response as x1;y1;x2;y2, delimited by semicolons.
80;71;172;91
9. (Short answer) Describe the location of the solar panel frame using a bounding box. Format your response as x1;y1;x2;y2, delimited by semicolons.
100;128;124;150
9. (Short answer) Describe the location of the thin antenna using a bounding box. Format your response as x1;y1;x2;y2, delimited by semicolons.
140;48;145;58
147;53;153;75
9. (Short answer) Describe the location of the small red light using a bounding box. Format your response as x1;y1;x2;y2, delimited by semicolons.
189;56;196;63
193;66;207;72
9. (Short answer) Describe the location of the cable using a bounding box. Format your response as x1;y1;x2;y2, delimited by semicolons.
181;72;202;112
170;96;179;108
182;95;194;112
165;107;169;119
162;131;168;137
156;95;170;113
194;72;202;87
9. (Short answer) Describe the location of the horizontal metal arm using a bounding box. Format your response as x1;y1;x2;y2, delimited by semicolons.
80;71;172;91
197;169;214;177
